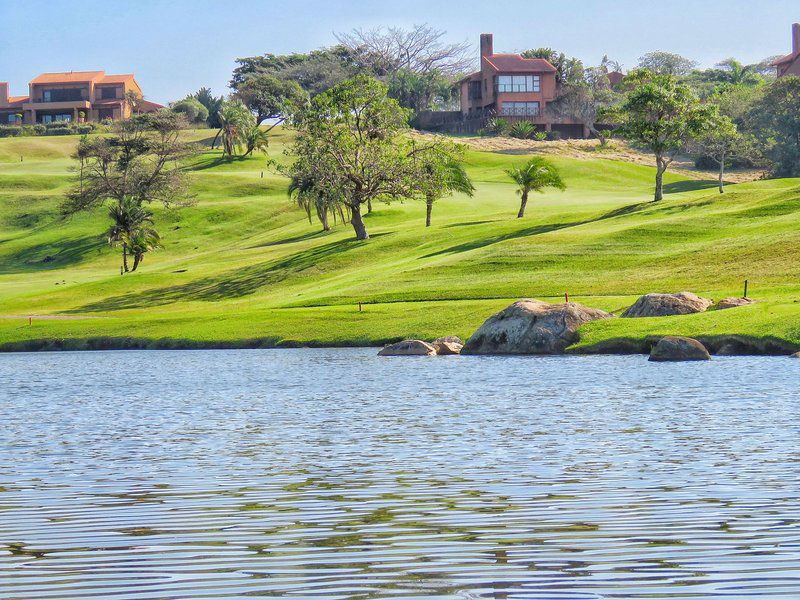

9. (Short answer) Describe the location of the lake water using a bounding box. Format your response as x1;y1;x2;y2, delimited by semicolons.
1;349;799;599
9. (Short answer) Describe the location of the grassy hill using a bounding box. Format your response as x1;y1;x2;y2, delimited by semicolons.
0;130;799;352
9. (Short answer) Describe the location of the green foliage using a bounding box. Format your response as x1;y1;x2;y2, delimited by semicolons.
509;122;536;139
285;76;415;240
506;157;565;217
387;68;457;113
533;131;548;142
213;100;256;157
413;141;474;226
637;51;697;76
193;87;224;128
749;76;800;177
233;74;307;125
480;118;511;137
171;97;209;124
617;69;716;200
107;197;161;272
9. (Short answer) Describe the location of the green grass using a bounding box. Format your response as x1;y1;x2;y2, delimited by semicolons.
1;129;799;352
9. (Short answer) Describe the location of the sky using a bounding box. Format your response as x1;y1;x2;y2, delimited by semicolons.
0;0;798;104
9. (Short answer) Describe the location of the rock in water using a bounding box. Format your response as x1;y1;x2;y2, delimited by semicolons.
622;292;712;318
791;352;800;358
378;340;436;356
715;297;755;310
432;336;463;355
462;300;613;355
649;336;711;362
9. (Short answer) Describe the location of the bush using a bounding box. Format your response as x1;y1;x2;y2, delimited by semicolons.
533;131;548;142
0;125;23;138
481;117;511;136
76;125;93;135
509;122;536;139
546;131;561;141
171;97;209;125
33;124;46;135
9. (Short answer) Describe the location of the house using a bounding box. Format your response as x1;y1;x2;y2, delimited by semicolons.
772;23;800;77
459;34;591;138
0;71;162;125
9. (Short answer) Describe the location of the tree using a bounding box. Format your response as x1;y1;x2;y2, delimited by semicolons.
285;76;431;240
233;74;307;126
171;97;209;124
212;100;254;157
334;24;473;77
617;69;715;201
506;157;566;218
522;48;584;87
64;111;195;272
547;65;621;146
388;68;458;113
749;76;800;177
124;90;142;116
414;141;474;227
287;169;348;232
106;198;161;272
242;125;269;157
193;87;223;128
638;52;697;76
231;46;369;97
691;112;739;193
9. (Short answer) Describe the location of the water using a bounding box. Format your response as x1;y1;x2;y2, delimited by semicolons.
1;349;799;599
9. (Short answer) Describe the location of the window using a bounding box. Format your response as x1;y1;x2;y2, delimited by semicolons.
41;114;72;123
41;88;83;102
100;87;118;100
500;102;540;116
496;75;541;93
468;80;482;100
7;114;16;124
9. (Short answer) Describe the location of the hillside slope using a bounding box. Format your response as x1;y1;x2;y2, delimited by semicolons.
0;131;798;351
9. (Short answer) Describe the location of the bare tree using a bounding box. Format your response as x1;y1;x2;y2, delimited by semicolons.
335;24;474;76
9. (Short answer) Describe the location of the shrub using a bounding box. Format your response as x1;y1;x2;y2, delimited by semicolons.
546;131;561;141
483;117;511;136
0;125;23;138
171;97;209;125
33;124;46;135
509;122;536;139
533;131;548;142
76;125;93;135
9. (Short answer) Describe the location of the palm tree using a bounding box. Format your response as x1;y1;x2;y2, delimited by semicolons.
127;228;162;272
106;198;159;272
506;157;566;218
288;173;347;232
424;159;474;227
715;58;760;86
212;100;254;157
243;125;269;157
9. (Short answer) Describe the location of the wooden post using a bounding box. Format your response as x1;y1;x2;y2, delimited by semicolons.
565;292;569;303
260;171;264;179
743;279;748;299
28;316;32;326
358;302;362;312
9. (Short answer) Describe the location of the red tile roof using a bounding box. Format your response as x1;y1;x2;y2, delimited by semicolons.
99;74;135;84
483;54;557;73
7;96;29;105
30;71;105;84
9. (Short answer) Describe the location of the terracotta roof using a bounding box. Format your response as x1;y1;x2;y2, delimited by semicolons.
99;74;135;84
483;54;557;73
459;70;482;83
8;96;29;104
772;52;798;65
30;71;105;84
137;100;164;112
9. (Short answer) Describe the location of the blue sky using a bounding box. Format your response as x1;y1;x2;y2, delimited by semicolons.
0;0;797;104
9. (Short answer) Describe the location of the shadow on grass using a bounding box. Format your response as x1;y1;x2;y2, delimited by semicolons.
0;235;101;274
72;237;366;312
443;220;496;228
663;179;722;194
249;229;330;248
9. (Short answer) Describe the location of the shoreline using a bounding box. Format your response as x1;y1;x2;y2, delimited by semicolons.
2;333;797;355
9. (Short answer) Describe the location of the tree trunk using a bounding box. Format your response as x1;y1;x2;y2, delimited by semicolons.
517;191;529;218
426;196;433;227
131;254;141;272
122;245;129;273
319;208;330;231
350;202;369;240
654;157;666;202
718;152;725;194
367;198;373;214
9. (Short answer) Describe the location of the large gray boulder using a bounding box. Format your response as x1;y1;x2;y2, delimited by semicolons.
622;292;712;318
462;300;613;355
715;297;755;310
649;336;711;362
432;337;463;355
378;340;436;356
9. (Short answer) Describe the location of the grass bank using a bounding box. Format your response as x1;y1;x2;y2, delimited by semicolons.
0;130;798;352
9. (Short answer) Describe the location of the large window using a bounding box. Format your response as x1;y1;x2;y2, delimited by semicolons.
501;102;540;116
41;114;72;124
100;87;118;100
42;88;83;102
468;80;482;100
496;75;540;93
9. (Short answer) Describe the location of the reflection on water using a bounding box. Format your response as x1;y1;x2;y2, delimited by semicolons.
1;349;799;599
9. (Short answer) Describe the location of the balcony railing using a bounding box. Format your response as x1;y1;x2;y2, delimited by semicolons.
495;84;541;93
500;106;541;117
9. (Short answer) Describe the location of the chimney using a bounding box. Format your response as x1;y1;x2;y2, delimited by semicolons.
480;33;494;59
793;22;800;53
0;82;8;107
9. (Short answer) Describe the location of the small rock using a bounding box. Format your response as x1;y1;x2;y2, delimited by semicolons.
715;297;755;310
432;336;463;355
378;340;436;356
622;292;712;318
462;300;613;355
649;336;711;362
791;352;800;358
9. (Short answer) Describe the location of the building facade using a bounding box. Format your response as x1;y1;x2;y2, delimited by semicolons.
459;34;603;138
0;71;161;125
773;23;800;77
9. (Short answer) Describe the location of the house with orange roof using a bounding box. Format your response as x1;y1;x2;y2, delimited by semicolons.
459;34;619;138
0;71;161;125
772;23;800;77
